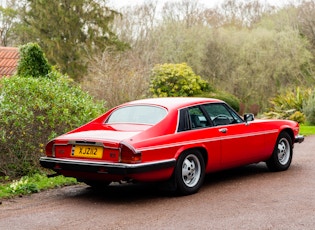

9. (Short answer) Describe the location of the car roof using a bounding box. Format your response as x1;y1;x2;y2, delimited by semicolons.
125;97;223;110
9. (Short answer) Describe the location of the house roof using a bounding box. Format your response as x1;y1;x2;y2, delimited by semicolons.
0;47;19;78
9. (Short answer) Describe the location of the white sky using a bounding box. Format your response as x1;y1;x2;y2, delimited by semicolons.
108;0;289;9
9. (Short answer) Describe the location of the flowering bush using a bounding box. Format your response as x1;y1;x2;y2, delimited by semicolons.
9;177;38;194
149;63;211;97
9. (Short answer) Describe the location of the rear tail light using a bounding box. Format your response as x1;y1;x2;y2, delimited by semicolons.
119;143;141;164
45;141;55;157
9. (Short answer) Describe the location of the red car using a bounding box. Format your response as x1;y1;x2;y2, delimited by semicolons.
40;97;304;195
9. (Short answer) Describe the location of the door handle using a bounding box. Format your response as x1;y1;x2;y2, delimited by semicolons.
219;128;228;133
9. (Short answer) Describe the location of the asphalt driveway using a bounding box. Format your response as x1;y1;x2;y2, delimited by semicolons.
1;135;314;229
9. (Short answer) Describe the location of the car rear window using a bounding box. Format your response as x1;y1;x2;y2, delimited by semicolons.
106;105;167;125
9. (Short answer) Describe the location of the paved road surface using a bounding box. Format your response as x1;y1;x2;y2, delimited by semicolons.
1;136;314;230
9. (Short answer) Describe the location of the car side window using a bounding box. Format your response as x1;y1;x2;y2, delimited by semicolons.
178;106;211;132
203;103;242;126
188;106;211;129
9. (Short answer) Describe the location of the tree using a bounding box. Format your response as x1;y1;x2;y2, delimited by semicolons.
83;0;315;114
215;0;276;28
112;0;215;73
17;0;126;80
0;3;18;46
162;0;205;28
298;1;315;45
297;0;315;61
82;48;151;108
201;25;315;111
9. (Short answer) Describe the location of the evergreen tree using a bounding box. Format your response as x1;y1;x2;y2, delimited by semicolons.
18;0;126;80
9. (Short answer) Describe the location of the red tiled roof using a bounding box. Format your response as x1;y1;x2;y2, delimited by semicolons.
0;47;19;78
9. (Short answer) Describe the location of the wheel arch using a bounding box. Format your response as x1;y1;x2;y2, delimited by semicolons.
266;129;293;171
280;128;294;145
173;146;208;195
175;146;208;167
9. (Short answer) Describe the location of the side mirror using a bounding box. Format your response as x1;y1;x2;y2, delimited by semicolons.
244;113;254;123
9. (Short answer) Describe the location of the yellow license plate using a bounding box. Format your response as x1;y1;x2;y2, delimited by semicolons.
72;145;103;159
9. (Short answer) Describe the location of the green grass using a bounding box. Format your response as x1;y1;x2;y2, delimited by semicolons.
0;173;77;199
299;125;315;136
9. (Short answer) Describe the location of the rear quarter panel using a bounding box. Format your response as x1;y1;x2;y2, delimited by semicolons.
129;126;222;173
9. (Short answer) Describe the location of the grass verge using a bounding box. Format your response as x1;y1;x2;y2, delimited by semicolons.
0;173;77;199
299;125;315;136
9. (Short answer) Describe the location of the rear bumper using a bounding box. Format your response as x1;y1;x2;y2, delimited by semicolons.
295;134;304;143
39;157;176;175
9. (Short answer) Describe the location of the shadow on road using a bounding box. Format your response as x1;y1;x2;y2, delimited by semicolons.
204;162;270;185
64;162;272;203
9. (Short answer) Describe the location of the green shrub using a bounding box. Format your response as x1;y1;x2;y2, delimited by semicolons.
0;74;105;178
303;89;315;125
17;43;52;78
149;63;211;97
264;87;310;123
288;111;306;124
210;92;240;112
197;90;240;112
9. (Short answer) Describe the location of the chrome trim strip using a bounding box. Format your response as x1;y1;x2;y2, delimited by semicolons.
40;157;175;169
138;137;221;152
67;141;119;150
220;129;278;141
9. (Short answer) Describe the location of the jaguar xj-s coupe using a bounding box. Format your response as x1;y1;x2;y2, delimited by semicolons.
40;97;304;195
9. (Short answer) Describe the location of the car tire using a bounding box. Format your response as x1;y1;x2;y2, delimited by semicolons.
266;132;293;172
175;149;205;195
